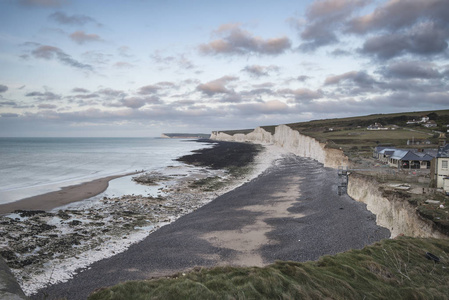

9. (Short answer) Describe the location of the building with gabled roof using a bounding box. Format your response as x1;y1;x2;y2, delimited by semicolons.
430;134;449;191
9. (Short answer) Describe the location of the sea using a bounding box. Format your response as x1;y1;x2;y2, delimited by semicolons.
0;137;212;205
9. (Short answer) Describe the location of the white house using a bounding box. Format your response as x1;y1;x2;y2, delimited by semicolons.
431;135;449;192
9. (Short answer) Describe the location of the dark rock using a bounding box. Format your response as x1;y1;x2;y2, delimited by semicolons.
14;210;46;217
68;220;83;227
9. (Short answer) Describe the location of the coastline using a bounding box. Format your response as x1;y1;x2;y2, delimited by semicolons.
33;147;389;300
2;140;271;296
0;172;141;215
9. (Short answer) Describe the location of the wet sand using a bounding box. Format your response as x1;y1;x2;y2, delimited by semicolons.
0;172;139;215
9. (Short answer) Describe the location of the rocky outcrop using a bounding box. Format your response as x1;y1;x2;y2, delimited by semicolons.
347;173;447;238
211;125;348;169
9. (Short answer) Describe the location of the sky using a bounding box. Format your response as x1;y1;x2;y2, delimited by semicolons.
0;0;448;137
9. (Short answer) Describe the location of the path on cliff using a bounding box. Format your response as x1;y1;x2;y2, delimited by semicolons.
33;155;390;300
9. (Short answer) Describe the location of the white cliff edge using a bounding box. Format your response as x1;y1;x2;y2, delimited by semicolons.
211;125;447;238
210;125;348;169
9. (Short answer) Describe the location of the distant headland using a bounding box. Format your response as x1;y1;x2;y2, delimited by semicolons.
161;133;210;139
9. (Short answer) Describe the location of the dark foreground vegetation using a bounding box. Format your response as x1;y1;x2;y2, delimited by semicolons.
89;237;448;300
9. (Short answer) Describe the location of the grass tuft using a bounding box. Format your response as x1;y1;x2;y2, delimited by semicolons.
89;237;449;300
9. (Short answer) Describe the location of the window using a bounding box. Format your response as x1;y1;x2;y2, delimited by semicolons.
443;160;448;169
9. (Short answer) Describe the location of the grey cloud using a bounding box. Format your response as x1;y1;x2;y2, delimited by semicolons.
347;0;449;34
97;88;126;97
360;22;448;59
382;61;443;79
138;85;160;95
49;11;99;26
278;88;323;102
0;101;17;106
200;24;291;56
242;65;280;78
235;100;289;115
297;0;370;51
197;76;239;96
325;71;377;88
72;87;90;93
73;93;99;99
119;96;161;109
25;91;61;101
330;48;351;56
297;75;310;82
19;0;65;7
0;113;19;118
0;85;8;93
70;31;103;45
32;45;93;71
38;104;58;109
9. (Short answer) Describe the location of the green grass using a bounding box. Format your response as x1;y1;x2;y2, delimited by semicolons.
89;237;449;300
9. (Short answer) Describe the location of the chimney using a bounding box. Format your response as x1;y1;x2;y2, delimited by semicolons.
439;133;446;147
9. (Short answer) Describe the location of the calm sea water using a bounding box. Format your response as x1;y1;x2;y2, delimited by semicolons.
0;137;210;205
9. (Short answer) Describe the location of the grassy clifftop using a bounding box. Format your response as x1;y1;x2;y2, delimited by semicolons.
89;237;449;300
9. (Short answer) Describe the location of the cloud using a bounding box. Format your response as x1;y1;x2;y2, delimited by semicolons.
235;100;289;115
200;24;291;56
296;0;370;51
359;22;448;59
324;70;377;88
70;31;103;44
241;65;280;78
0;113;19;118
72;87;90;93
297;75;310;82
97;88;125;97
138;85;160;95
38;104;58;109
113;62;134;69
25;91;61;101
49;11;99;26
197;76;239;96
19;0;66;7
113;96;161;109
381;60;443;79
346;0;449;59
278;88;323;102
151;52;197;71
0;85;8;93
31;45;93;71
347;0;449;34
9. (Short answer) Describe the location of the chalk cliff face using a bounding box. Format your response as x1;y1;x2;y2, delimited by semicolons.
211;125;348;169
211;124;448;238
347;173;447;238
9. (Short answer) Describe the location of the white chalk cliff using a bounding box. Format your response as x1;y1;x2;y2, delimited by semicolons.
211;124;447;238
210;125;348;169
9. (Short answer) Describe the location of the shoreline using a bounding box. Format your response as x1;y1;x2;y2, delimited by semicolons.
0;171;141;215
2;140;270;296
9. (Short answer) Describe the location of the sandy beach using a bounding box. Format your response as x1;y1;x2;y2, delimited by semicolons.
25;141;390;300
0;172;141;215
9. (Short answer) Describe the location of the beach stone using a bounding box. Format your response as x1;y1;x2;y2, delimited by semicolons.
68;220;82;227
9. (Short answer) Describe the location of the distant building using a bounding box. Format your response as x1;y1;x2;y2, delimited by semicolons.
407;115;430;125
367;123;388;130
373;147;434;169
431;134;449;192
422;120;437;128
407;139;431;145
